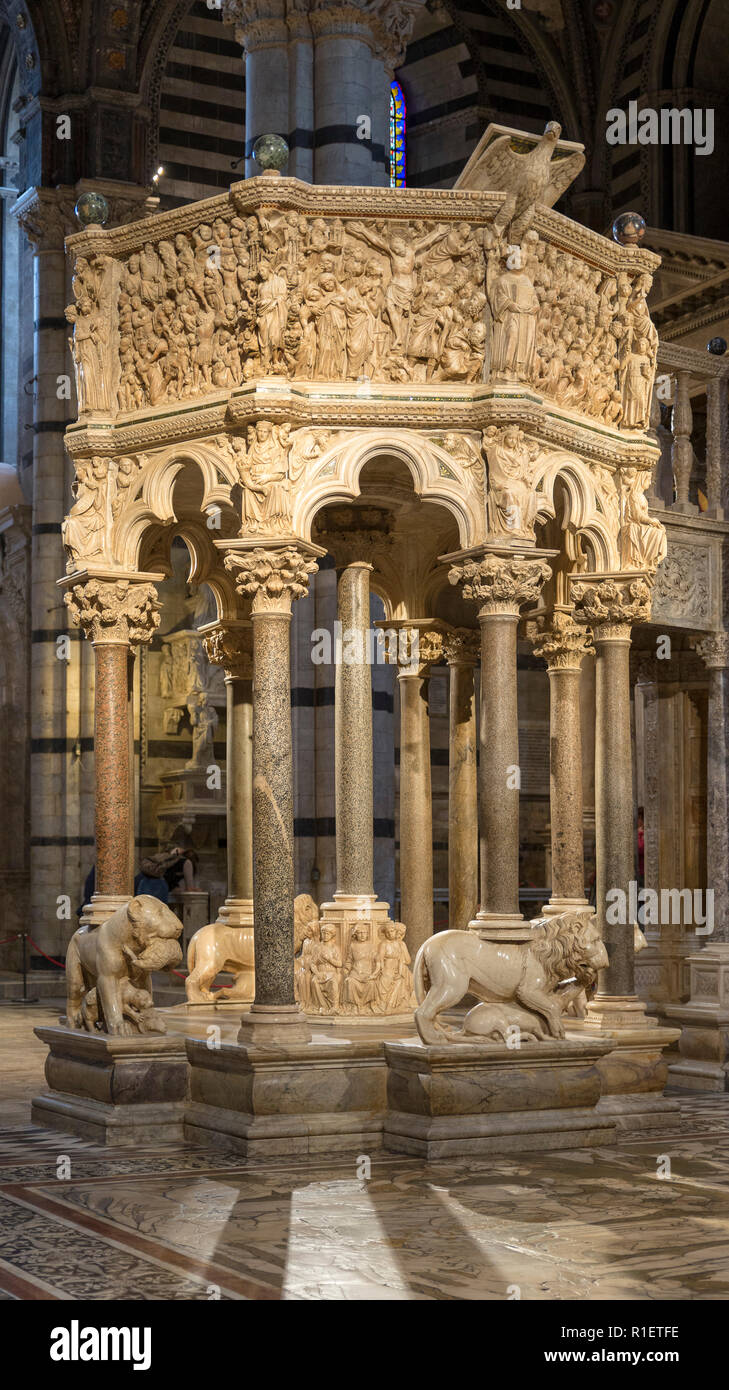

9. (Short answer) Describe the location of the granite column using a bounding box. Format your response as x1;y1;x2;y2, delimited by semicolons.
224;542;320;1043
532;610;593;913
448;551;551;930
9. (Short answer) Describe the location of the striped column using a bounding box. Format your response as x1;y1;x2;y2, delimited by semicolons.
15;191;74;956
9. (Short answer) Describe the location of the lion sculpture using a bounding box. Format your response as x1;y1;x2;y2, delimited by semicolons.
413;909;608;1045
65;895;183;1036
185;893;319;1004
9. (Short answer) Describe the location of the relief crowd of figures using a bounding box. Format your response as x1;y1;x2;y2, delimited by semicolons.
66;208;657;432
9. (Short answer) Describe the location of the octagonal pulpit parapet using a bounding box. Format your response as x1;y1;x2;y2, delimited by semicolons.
62;152;661;452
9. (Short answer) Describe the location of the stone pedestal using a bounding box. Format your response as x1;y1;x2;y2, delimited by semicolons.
185;1034;387;1157
383;1039;616;1159
32;1026;188;1146
666;944;729;1091
567;998;680;1127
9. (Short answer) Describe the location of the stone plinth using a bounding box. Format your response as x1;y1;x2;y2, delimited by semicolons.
32;1026;188;1146
185;1034;387;1157
567;997;680;1127
383;1038;616;1159
666;943;729;1091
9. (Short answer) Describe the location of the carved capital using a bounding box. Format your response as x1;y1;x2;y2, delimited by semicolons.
694;632;729;670
449;552;551;615
441;627;480;667
222;0;287;48
529;609;594;671
202;622;254;679
14;189;77;249
224;545;318;615
571;574;653;633
64;577;161;645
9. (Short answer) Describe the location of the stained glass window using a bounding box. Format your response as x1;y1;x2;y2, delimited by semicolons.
389;81;406;188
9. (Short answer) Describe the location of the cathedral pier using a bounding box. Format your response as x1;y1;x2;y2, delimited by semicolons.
224;544;320;1043
223;0;422;184
532;610;592;915
443;629;479;932
448;550;551;931
202;621;255;933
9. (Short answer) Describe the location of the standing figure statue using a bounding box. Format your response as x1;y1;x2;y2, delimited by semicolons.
488;250;539;381
186;691;218;769
257;259;288;372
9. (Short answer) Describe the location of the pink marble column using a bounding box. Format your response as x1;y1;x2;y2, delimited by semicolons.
63;574;162;921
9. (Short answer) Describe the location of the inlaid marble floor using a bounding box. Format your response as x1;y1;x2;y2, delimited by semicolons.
1;1002;728;1300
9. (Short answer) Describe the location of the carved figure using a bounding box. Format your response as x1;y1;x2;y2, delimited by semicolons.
185;691;218;768
307;923;342;1013
341;924;379;1013
488;253;539;380
484;425;540;539
373;921;416;1014
412;909;607;1044
65;895;183;1036
238;420;292;533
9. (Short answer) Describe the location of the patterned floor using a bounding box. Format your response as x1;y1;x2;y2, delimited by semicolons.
1;1002;728;1300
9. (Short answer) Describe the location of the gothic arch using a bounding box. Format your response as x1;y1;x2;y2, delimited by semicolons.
111;441;239;572
532;449;620;571
294;429;483;549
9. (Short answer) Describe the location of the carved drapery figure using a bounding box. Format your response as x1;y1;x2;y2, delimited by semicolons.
619;468;668;570
484;425;540;539
236;420;292;534
488;253;539;381
185;691;218;769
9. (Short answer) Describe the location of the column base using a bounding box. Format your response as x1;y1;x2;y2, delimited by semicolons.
468;911;533;942
665;944;729;1091
566;995;680;1129
541;897;590;917
237;1003;311;1045
215;897;254;928
185;1032;386;1158
79;893;131;927
313;896;414;1017
319;893;392;932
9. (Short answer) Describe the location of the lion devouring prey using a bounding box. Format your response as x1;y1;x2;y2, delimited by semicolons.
412;910;608;1045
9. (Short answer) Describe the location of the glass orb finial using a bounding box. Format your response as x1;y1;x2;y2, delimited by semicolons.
75;191;109;228
612;211;646;246
252;133;289;174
